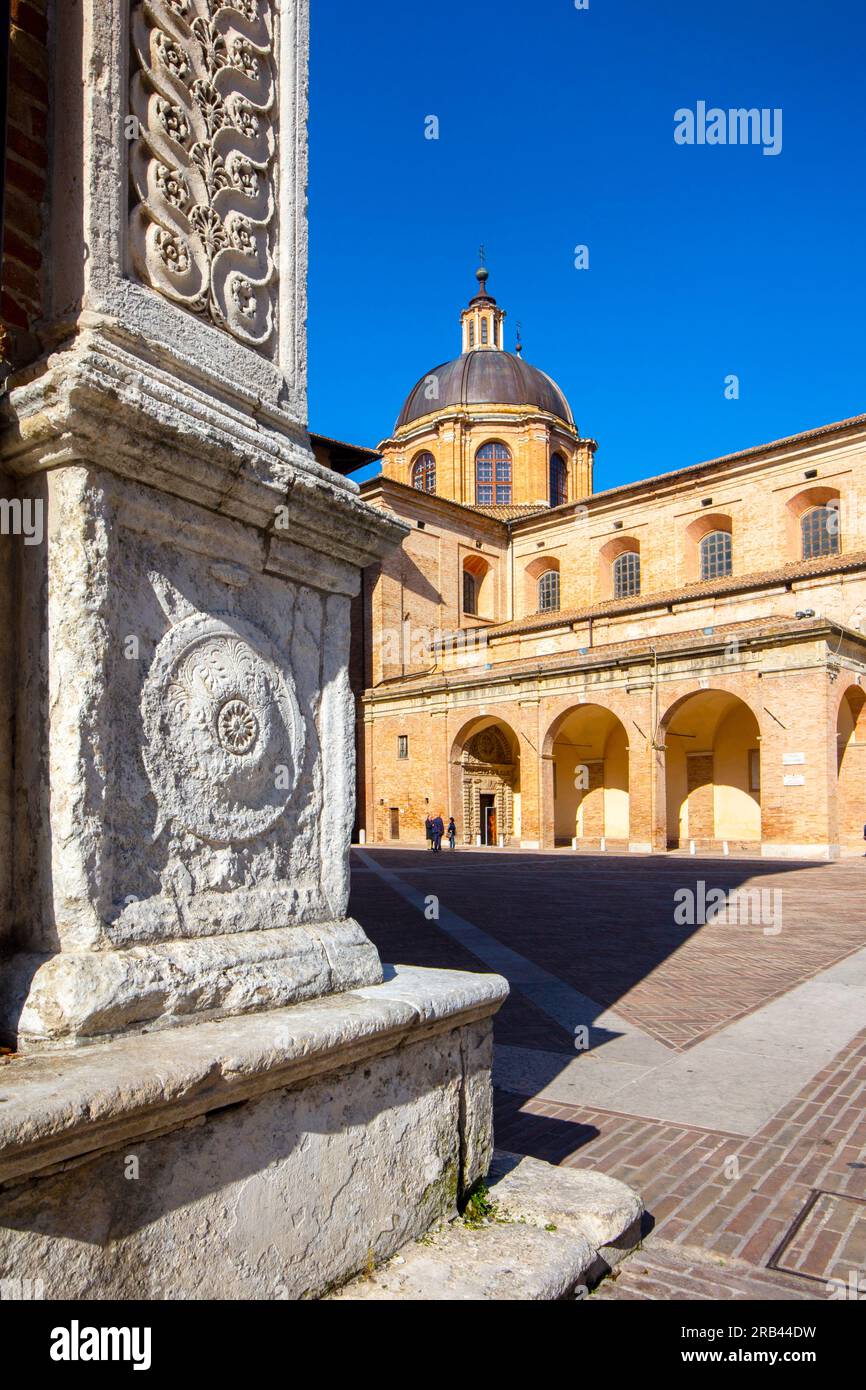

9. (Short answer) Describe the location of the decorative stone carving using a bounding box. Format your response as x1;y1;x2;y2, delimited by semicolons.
460;728;515;843
465;727;511;767
129;0;277;350
141;612;304;844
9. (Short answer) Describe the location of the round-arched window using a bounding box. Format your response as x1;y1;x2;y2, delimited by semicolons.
549;454;567;508
463;570;477;615
411;452;436;494
801;505;839;559
475;442;512;506
538;570;560;613
700;529;732;580
613;550;640;599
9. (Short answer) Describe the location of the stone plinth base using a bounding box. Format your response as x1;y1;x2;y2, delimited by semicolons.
1;919;383;1051
0;966;507;1300
761;842;839;861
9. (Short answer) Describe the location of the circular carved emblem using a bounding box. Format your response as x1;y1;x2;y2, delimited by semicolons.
217;698;259;755
468;727;511;767
141;614;305;844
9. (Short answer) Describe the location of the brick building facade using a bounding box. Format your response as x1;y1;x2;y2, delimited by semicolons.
354;269;866;859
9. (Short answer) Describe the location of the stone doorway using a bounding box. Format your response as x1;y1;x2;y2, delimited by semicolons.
480;794;497;845
458;725;517;846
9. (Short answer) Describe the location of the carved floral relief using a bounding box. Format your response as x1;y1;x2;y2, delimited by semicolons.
141;613;305;844
129;0;277;349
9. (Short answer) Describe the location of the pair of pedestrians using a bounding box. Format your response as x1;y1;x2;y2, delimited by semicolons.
425;814;456;852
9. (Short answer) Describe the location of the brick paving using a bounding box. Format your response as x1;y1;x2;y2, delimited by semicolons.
494;1029;866;1297
351;849;866;1300
590;1242;817;1301
777;1192;866;1284
352;849;866;1050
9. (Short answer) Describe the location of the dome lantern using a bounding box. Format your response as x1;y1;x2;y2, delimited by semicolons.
461;251;506;353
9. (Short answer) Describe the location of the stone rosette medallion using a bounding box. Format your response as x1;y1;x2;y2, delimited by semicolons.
141;612;304;843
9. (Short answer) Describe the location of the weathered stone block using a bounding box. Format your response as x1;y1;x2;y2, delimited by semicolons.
0;966;506;1299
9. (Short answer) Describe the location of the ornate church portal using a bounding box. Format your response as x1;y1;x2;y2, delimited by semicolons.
459;727;516;845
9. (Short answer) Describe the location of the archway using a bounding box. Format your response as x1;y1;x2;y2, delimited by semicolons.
546;705;629;847
662;689;761;848
837;685;866;852
450;717;520;846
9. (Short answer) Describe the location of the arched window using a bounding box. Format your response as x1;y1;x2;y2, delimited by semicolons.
801;505;839;558
475;442;512;506
538;570;560;613
468;321;475;348
411;452;436;494
700;529;732;580
463;570;477;615
549;453;567;507
613;550;640;599
481;318;488;345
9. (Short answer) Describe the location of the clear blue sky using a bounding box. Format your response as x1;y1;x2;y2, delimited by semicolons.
307;0;866;492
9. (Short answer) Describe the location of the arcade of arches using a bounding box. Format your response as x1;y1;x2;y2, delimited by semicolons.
360;652;866;859
355;269;866;861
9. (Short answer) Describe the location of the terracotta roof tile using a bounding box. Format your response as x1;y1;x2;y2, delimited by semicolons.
483;550;866;638
473;503;548;521
367;613;858;698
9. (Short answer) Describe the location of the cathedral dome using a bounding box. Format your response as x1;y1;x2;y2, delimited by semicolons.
396;350;574;430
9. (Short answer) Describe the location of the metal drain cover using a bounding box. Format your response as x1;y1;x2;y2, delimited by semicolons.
769;1190;866;1286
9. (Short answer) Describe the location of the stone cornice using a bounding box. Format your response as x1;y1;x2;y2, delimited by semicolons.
0;966;507;1186
510;416;866;529
378;404;584;453
0;327;408;570
362;618;864;707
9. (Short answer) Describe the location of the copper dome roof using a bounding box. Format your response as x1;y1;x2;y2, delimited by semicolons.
395;350;574;430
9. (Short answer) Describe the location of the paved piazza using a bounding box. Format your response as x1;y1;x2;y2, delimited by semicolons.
350;847;866;1300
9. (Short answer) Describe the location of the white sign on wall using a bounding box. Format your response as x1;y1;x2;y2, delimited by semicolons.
783;753;806;765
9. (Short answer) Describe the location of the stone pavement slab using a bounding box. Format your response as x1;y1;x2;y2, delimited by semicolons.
495;1044;659;1111
494;945;866;1134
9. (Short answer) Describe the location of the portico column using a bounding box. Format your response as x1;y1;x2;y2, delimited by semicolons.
759;665;839;859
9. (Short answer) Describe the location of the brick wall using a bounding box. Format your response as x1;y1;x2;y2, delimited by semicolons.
511;430;866;619
360;482;509;685
2;0;50;369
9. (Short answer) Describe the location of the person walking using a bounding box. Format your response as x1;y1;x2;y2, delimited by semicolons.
425;814;434;850
431;813;444;853
447;816;456;850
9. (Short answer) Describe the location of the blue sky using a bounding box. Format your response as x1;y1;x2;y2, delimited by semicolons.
307;0;866;492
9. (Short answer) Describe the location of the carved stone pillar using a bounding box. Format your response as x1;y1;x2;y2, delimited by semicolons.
0;0;509;1300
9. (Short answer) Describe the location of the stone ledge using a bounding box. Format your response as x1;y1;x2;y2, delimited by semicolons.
1;327;409;568
2;919;384;1049
328;1152;643;1301
0;965;508;1187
